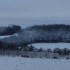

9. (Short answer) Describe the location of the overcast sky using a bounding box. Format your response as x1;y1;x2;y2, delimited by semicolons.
0;0;70;18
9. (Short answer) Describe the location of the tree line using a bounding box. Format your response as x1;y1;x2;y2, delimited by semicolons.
0;25;21;35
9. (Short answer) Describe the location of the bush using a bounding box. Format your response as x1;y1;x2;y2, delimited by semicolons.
29;45;34;51
47;49;52;53
38;48;43;52
62;48;70;55
53;48;62;55
21;55;29;57
66;57;69;60
53;56;58;59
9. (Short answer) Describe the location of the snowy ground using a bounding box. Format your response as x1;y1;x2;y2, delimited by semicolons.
0;35;12;39
29;43;70;50
0;56;70;70
0;33;19;39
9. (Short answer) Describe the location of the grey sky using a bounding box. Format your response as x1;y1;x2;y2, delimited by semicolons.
0;0;70;18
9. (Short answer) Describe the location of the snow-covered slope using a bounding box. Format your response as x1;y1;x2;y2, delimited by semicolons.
1;24;70;46
0;56;70;70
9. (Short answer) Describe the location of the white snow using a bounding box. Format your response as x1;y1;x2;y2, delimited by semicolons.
0;35;12;39
29;43;70;50
0;33;19;39
0;56;70;70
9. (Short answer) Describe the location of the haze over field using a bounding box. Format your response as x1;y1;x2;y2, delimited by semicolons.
1;18;70;28
0;0;70;27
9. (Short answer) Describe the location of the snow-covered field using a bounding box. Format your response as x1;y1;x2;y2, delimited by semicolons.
0;56;70;70
30;43;70;50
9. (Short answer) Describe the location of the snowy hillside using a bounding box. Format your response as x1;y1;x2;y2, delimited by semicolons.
0;56;70;70
1;24;70;46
